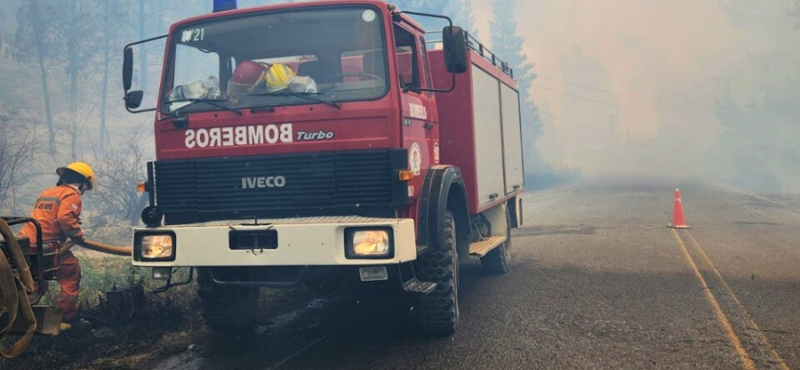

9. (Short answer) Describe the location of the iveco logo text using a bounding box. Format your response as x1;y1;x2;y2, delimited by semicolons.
185;123;293;148
242;176;286;189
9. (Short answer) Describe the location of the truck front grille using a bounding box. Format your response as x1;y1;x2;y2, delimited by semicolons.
152;150;405;224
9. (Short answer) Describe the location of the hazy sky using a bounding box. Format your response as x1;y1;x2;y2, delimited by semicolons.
470;0;800;180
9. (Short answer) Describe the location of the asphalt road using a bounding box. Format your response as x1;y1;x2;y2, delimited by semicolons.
148;178;800;370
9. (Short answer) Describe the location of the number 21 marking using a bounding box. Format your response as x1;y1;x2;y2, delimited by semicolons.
182;28;205;43
192;28;205;42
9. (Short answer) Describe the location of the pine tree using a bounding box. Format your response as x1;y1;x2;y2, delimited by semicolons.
392;0;473;33
447;0;478;38
489;0;544;177
13;0;59;156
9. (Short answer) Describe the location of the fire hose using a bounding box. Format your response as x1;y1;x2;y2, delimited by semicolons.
0;218;37;359
60;239;132;257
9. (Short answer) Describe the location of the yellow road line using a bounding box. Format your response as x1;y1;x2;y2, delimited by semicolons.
685;232;791;370
671;229;757;370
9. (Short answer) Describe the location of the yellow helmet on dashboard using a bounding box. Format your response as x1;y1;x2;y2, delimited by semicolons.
264;63;296;92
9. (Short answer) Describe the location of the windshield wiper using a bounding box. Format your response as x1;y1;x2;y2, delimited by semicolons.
247;91;341;109
167;98;243;116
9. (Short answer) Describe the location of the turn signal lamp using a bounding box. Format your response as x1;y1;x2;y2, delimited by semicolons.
398;170;414;181
213;0;237;12
137;182;146;193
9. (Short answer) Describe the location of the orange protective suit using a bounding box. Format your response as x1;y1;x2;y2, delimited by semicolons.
18;184;84;321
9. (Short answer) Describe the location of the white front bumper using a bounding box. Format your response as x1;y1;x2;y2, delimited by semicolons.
131;216;417;267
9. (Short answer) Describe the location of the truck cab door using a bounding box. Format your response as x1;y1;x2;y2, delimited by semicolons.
393;23;438;200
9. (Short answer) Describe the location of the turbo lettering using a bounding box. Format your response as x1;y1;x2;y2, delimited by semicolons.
296;130;335;141
184;124;293;148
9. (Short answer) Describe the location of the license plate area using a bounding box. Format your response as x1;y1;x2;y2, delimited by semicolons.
359;266;388;282
229;229;278;250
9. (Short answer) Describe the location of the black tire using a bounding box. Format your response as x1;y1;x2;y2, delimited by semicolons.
416;212;459;334
480;212;511;275
196;268;260;333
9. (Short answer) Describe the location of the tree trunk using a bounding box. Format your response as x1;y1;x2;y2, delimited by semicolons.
68;0;78;159
131;194;147;226
99;1;110;154
138;0;147;93
30;0;56;156
11;183;16;214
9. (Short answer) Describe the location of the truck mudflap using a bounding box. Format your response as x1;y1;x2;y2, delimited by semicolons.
131;216;417;267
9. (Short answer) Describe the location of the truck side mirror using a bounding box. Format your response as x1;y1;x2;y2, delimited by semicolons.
123;47;134;92
442;26;467;74
122;34;166;113
125;90;144;109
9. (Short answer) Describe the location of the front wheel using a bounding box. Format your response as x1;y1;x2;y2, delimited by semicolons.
196;268;260;333
415;212;459;334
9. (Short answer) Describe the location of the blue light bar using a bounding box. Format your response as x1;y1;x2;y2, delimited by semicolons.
213;0;237;12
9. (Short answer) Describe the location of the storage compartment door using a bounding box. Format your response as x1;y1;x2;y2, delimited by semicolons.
501;84;524;194
471;64;505;207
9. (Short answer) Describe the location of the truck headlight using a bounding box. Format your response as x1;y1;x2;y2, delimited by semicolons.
345;228;393;259
134;232;176;261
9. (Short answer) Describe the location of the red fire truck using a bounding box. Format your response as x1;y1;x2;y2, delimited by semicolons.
123;0;525;334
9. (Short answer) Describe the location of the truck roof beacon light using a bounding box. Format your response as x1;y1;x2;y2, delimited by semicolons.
213;0;237;13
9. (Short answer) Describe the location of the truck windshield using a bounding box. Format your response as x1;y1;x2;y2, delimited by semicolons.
163;6;388;114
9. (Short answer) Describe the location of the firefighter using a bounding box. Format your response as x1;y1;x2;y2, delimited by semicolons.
227;60;297;98
17;161;97;326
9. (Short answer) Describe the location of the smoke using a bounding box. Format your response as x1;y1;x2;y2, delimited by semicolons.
468;0;800;192
2;0;798;193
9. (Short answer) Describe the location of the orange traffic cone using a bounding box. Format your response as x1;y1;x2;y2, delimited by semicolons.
668;188;690;229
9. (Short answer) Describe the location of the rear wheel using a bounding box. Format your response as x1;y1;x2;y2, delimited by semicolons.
196;268;260;333
416;212;459;334
480;211;511;275
480;238;510;275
